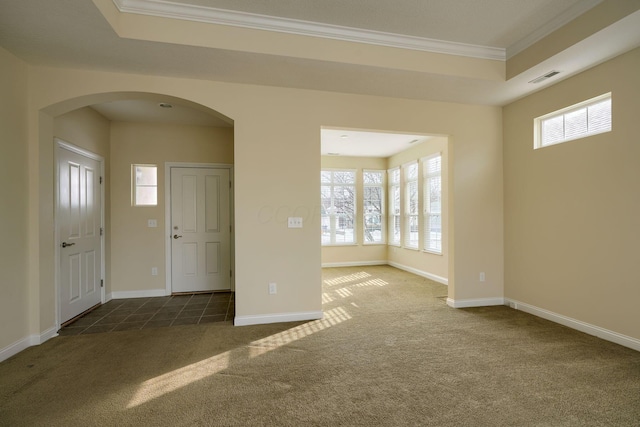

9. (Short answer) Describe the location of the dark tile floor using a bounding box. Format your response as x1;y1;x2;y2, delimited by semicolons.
58;292;235;335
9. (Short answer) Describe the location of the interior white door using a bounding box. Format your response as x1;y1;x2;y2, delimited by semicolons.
57;144;103;323
171;167;231;292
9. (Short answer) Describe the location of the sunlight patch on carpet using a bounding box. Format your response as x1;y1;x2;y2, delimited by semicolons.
127;351;231;408
323;271;370;286
127;307;352;408
248;307;352;358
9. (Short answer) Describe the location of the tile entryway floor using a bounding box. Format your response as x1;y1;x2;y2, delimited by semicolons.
58;292;235;335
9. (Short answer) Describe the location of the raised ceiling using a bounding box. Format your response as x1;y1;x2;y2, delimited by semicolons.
1;0;640;149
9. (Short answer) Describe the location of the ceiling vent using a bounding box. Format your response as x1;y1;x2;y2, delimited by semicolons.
529;70;561;84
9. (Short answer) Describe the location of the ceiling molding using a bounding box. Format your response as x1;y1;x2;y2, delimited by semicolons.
113;0;506;60
506;0;603;59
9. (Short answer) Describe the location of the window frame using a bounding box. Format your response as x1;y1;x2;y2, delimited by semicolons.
362;170;386;245
132;164;158;207
534;92;612;149
423;153;442;254
321;169;357;246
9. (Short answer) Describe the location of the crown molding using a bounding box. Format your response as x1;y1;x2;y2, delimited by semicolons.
113;0;506;61
506;0;603;59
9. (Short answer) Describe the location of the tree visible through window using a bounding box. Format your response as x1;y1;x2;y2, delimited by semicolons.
404;162;419;249
321;170;356;245
388;168;401;246
363;170;385;244
423;154;442;253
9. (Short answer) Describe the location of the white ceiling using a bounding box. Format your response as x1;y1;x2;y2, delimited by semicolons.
321;129;433;158
2;0;639;156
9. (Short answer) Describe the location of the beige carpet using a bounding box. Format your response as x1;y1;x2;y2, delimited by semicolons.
1;266;639;426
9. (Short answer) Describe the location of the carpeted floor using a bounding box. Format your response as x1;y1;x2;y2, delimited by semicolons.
1;266;639;426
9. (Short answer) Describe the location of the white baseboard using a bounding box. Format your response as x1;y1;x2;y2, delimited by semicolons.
387;261;448;285
505;299;640;352
234;310;323;327
110;289;169;299
322;260;387;268
446;297;505;308
0;326;59;363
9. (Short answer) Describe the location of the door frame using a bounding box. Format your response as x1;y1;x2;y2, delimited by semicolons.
164;162;234;295
54;138;106;329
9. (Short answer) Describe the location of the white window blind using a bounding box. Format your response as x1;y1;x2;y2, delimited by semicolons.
536;93;611;148
363;170;385;244
404;162;419;249
388;168;401;246
423;154;442;254
321;169;356;245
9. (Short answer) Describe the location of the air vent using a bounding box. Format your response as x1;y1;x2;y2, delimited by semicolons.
529;70;561;84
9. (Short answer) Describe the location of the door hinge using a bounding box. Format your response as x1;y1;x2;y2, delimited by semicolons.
230;270;233;278
100;176;103;184
229;181;232;189
100;227;104;236
100;279;104;288
230;225;232;232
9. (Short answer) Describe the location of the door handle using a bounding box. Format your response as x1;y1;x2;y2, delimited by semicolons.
61;242;76;248
173;234;183;239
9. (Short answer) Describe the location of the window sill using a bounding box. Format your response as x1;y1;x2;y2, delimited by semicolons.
423;249;443;256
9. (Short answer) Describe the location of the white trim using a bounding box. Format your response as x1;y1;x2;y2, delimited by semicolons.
234;311;323;327
506;0;603;59
113;0;505;60
322;260;387;268
54;139;106;332
0;327;59;363
505;299;640;352
164;162;234;295
388;261;448;286
110;289;169;299
446;297;505;308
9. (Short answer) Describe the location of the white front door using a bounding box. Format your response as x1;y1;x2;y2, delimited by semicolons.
57;143;103;323
171;167;231;292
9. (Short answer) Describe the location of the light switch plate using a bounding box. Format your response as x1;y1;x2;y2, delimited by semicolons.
288;217;303;228
148;219;157;228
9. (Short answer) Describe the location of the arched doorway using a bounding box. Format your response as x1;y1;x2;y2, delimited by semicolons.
40;92;235;329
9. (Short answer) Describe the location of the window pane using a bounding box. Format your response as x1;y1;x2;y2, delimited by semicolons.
363;171;383;184
135;186;157;206
564;108;587;140
588;99;611;133
542;115;564;146
135;166;157;186
320;169;356;245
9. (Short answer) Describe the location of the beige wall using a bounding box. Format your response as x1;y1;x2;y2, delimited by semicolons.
0;48;29;351
20;64;502;335
321;156;388;265
109;122;233;294
53;107;111;294
503;47;640;340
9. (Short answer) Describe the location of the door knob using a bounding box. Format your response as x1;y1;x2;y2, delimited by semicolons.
61;242;76;248
173;234;183;239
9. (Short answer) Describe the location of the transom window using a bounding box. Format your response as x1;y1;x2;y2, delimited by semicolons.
321;170;356;245
535;93;612;149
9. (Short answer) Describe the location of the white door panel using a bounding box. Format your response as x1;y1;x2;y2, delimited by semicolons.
57;144;103;323
171;167;230;292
